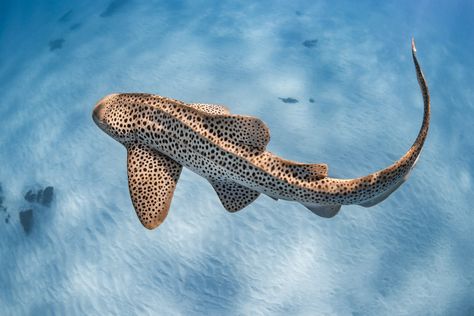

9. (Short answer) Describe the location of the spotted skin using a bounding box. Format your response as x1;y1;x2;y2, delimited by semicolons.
211;180;260;212
127;143;182;229
92;40;430;229
188;103;230;115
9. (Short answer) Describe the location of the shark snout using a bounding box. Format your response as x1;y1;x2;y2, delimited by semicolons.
92;102;106;125
93;94;117;125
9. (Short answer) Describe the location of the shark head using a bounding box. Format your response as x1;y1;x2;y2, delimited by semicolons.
93;93;138;144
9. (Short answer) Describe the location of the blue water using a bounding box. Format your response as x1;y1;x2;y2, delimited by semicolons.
1;1;473;315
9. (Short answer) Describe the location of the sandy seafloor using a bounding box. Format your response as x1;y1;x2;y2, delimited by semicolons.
0;0;473;315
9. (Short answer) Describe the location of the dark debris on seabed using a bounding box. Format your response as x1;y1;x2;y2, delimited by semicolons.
1;183;55;235
100;0;130;18
51;1;130;53
24;186;54;207
49;39;65;51
302;39;318;48
20;186;55;234
278;97;317;104
57;9;73;23
19;209;34;235
278;97;299;104
0;183;9;224
48;8;82;52
69;23;81;31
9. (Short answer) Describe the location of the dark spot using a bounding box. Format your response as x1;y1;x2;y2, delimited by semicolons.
19;209;34;234
49;39;65;51
24;186;54;207
0;183;3;205
278;97;299;104
295;10;303;16
24;190;36;203
309;98;315;103
100;0;130;18
41;187;54;207
69;23;81;31
58;10;73;23
302;39;318;48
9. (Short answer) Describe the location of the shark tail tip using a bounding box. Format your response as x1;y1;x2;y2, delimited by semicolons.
411;38;417;54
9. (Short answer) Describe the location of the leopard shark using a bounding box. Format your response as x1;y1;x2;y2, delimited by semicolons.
92;39;429;229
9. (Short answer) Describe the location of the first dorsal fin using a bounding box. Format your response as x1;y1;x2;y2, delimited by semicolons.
209;179;260;212
203;115;271;153
187;103;231;115
127;143;182;229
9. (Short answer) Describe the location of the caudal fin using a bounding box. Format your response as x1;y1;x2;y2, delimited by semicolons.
356;38;430;207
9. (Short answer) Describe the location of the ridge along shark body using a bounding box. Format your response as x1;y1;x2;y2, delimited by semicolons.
93;40;430;230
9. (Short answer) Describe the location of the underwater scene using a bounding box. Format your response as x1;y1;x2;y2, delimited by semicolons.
0;0;473;314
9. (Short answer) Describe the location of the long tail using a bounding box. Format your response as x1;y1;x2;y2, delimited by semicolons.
322;39;430;209
407;38;430;159
352;38;430;207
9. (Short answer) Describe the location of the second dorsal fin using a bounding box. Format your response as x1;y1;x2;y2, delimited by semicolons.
288;163;328;180
251;152;328;181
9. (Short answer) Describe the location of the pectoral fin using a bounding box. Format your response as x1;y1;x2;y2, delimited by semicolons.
210;180;260;212
127;144;182;229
